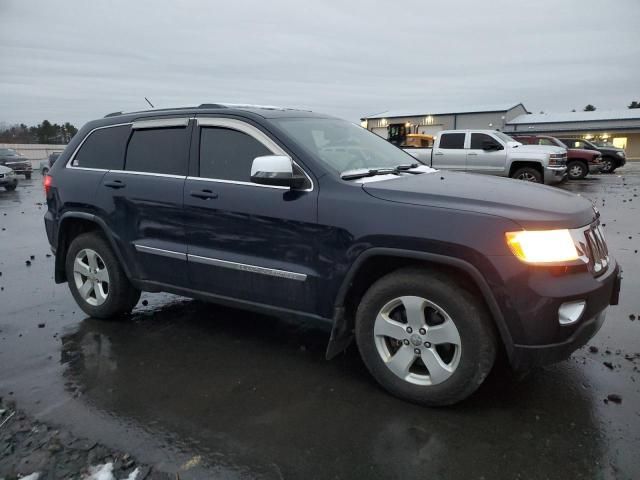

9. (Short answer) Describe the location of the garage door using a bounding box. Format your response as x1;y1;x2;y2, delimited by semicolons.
371;127;388;139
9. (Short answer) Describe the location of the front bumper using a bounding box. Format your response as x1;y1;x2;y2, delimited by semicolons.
544;165;567;185
0;173;18;187
5;162;32;175
509;262;621;370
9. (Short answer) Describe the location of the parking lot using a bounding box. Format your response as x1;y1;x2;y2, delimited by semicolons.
1;167;639;479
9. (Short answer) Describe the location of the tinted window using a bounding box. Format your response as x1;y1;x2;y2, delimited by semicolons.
199;127;271;181
125;127;189;175
73;125;130;169
439;133;465;149
470;133;496;149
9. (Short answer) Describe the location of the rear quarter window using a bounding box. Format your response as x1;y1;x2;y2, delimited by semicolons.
72;125;130;169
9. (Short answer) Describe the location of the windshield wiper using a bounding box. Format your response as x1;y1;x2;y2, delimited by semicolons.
340;168;397;180
395;163;419;171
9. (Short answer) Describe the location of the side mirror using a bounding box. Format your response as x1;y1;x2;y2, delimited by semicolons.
482;140;502;151
250;155;307;189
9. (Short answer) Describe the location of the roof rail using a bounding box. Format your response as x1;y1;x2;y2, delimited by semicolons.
104;111;123;118
198;103;228;109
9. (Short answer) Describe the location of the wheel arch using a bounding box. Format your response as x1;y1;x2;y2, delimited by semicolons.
508;161;543;179
326;248;514;361
55;212;133;284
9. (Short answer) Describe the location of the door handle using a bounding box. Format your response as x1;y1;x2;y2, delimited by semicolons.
104;180;126;189
434;152;444;156
190;189;218;200
468;153;478;156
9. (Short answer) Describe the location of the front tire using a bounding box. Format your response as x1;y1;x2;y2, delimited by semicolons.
25;173;32;180
4;183;17;191
511;167;542;183
65;232;141;318
355;268;497;406
600;157;615;174
567;161;588;180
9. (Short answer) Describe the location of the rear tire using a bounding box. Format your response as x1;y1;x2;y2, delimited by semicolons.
65;232;141;318
567;161;588;180
4;183;17;191
25;173;32;180
511;167;542;183
355;268;497;406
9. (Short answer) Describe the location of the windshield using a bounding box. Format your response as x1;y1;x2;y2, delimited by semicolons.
0;148;18;155
273;118;424;175
493;131;519;144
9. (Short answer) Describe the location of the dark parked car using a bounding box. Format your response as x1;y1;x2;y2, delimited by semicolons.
43;105;621;405
41;151;62;175
556;138;626;174
0;148;33;179
513;135;601;180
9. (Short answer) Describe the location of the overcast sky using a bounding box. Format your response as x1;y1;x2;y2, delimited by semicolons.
1;0;639;127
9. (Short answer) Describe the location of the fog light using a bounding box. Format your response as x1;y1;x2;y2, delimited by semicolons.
558;300;586;325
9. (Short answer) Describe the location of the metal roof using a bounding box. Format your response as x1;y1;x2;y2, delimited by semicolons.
363;103;525;120
508;109;640;125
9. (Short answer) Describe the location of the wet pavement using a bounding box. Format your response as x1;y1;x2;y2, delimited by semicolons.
1;167;639;479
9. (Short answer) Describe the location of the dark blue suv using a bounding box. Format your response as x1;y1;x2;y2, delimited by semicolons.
44;104;621;405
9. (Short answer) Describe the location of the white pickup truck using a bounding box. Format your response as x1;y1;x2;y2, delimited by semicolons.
403;130;567;185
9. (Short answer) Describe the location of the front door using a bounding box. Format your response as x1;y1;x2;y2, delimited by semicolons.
183;118;320;313
466;132;507;174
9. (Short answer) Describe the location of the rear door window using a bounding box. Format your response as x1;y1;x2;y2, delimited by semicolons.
438;133;466;149
125;127;189;175
199;127;271;182
73;125;130;169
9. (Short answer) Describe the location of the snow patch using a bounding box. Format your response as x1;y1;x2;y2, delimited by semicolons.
84;463;139;480
19;474;41;480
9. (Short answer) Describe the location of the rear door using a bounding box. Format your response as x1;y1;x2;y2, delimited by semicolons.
432;132;466;170
466;132;507;174
97;118;191;288
183;117;319;313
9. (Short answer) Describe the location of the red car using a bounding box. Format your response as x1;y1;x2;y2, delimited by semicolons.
512;135;601;180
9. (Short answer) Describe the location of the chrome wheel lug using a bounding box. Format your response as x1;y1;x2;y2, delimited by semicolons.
414;348;421;355
419;328;426;335
406;327;413;334
403;339;410;345
424;341;432;348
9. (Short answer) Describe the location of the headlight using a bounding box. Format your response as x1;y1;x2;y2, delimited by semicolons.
548;153;566;166
616;151;625;157
505;229;579;263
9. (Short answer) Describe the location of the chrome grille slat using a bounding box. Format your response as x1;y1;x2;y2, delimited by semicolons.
583;223;609;275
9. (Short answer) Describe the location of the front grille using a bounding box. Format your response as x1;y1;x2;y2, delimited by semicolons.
583;222;609;276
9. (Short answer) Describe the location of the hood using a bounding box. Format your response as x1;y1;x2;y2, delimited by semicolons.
0;165;13;174
509;144;566;155
362;171;595;229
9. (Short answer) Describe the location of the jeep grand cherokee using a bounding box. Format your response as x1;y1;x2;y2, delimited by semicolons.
43;104;622;406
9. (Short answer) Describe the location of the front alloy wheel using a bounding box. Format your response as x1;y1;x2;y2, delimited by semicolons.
374;296;461;385
355;268;497;406
73;248;110;306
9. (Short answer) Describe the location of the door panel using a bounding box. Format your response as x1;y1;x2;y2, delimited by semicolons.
466;133;507;174
98;172;188;287
432;132;466;170
184;180;319;312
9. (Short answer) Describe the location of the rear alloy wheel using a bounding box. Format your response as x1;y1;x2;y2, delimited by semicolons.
511;167;542;183
355;268;497;406
567;161;587;180
66;232;140;318
600;158;615;174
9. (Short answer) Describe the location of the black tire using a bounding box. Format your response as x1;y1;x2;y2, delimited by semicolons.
42;167;49;175
511;167;542;183
600;157;615;174
355;268;497;406
566;160;588;180
25;173;32;180
4;183;17;191
65;232;140;318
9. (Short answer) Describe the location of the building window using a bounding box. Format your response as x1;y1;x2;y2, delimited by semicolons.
612;137;627;149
